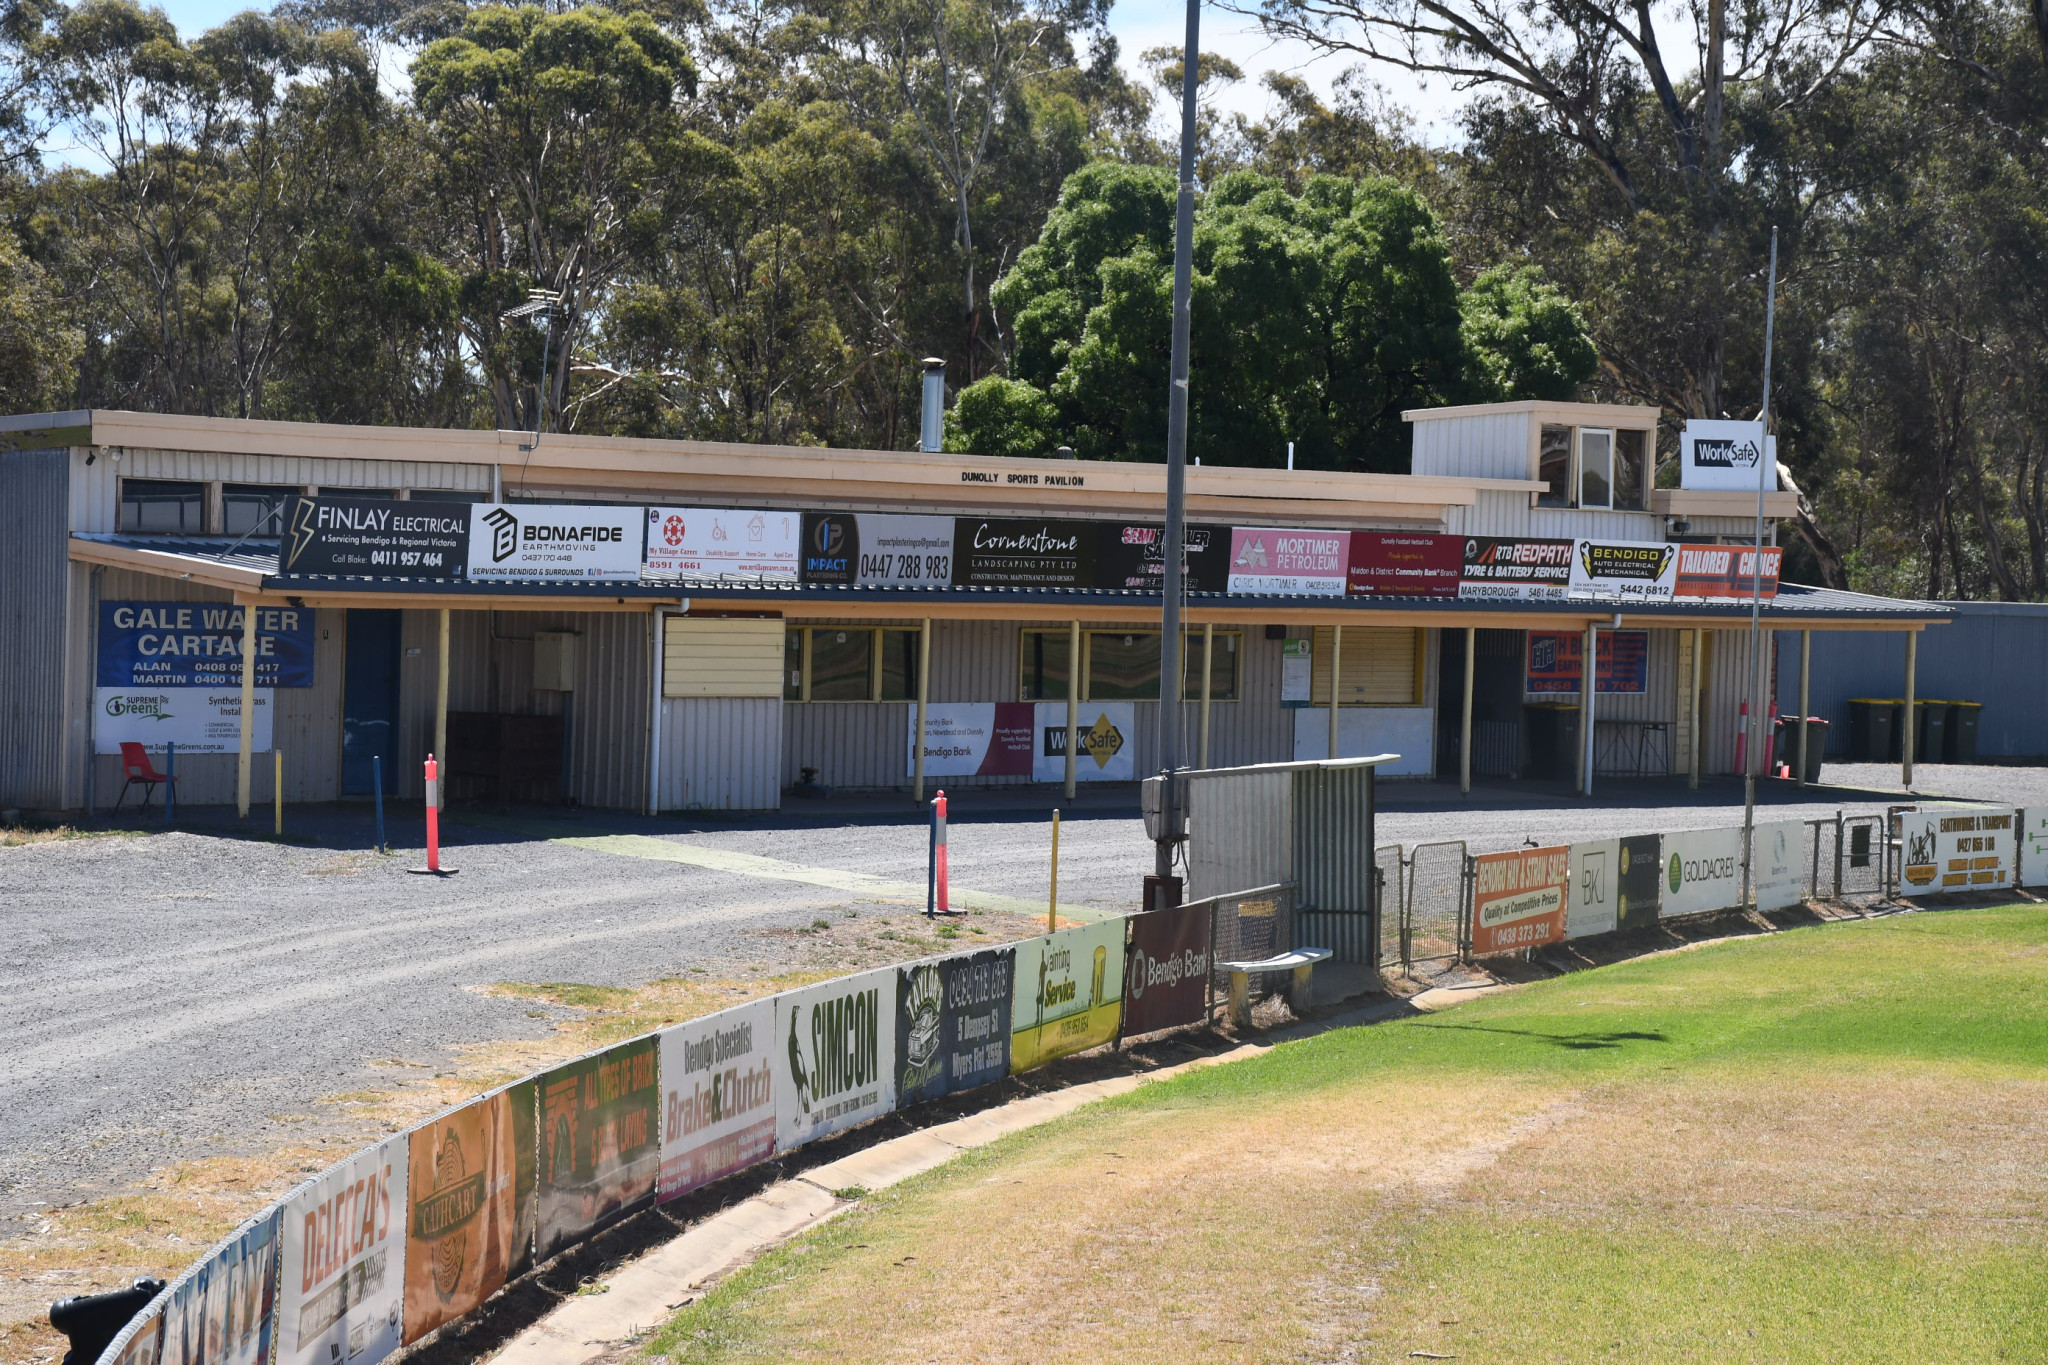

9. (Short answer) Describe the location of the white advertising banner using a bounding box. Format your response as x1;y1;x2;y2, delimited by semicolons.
1662;826;1744;918
656;999;776;1202
774;967;897;1150
96;687;272;755
2025;810;2048;887
160;1211;281;1365
1680;420;1778;491
906;703;1035;778
1753;819;1806;912
1031;701;1136;782
1568;539;1677;605
1567;839;1619;939
644;507;799;580
1898;807;2015;894
1227;527;1350;596
275;1136;408;1365
466;503;642;581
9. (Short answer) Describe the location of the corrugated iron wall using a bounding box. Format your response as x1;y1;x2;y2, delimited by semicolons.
660;698;781;810
1409;412;1531;480
1184;769;1293;902
1445;489;1663;543
1292;765;1379;963
1;450;73;809
68;446;491;532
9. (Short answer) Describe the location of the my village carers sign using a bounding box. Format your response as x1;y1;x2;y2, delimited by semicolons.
99;601;316;689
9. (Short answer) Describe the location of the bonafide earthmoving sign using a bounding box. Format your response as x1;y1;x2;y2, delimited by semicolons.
657;1000;776;1202
1898;808;2015;892
1471;846;1570;956
776;968;897;1149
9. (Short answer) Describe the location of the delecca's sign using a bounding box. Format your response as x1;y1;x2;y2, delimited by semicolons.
280;496;470;579
1228;527;1349;595
643;507;799;580
99;601;314;689
465;504;643;581
1458;536;1572;600
1470;845;1569;957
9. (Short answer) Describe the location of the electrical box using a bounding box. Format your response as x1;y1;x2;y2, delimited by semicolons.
533;630;577;691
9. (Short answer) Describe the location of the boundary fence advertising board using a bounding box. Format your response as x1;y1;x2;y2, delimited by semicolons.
1470;846;1569;957
656;1000;775;1202
1898;808;2015;893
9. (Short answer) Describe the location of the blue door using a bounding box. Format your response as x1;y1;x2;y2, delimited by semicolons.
342;610;402;795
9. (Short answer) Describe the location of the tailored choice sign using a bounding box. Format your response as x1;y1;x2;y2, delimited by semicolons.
1662;826;1744;917
100;602;315;689
1093;522;1230;593
160;1211;281;1365
402;1083;537;1344
776;967;898;1149
1470;846;1570;957
906;702;1036;778
1010;920;1126;1072
1032;701;1135;782
1525;631;1649;695
1347;532;1462;597
656;999;776;1202
1569;540;1677;604
1680;420;1777;491
1898;808;2015;892
1673;544;1783;600
280;497;470;579
644;506;799;580
1458;537;1573;601
896;946;1016;1108
953;517;1095;588
798;512;956;586
465;504;643;581
275;1135;408;1365
1121;901;1212;1036
535;1040;659;1262
1227;527;1349;595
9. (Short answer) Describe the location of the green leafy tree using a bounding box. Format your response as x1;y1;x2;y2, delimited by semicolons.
1458;263;1597;402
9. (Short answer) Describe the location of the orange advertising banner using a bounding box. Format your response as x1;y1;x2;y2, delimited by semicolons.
401;1081;536;1344
1471;846;1570;957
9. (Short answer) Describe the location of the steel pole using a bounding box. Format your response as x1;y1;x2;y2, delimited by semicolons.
1741;226;1780;910
1460;626;1475;796
1798;629;1811;787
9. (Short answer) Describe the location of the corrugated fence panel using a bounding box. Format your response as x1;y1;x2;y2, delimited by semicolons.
1292;765;1378;963
1410;412;1530;480
661;698;781;810
1185;769;1292;901
71;447;493;533
1;450;72;809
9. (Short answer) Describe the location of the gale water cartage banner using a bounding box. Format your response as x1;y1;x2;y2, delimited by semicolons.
160;1211;280;1365
100;603;315;689
799;512;955;586
1471;847;1569;956
953;517;1095;588
1458;537;1572;601
1662;827;1743;917
1121;903;1212;1036
402;1082;537;1344
896;947;1016;1107
657;1000;776;1202
1899;808;2015;892
644;507;799;580
1031;701;1134;782
276;1136;407;1365
280;498;470;579
1754;819;1806;911
1010;920;1126;1072
1228;528;1349;595
1094;522;1230;593
1568;540;1677;604
465;504;642;581
776;967;898;1149
536;1040;659;1261
908;702;1035;777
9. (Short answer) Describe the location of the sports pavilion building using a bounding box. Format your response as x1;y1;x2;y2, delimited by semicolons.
0;401;1945;815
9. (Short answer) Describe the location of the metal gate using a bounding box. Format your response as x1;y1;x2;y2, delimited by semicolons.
1400;840;1469;972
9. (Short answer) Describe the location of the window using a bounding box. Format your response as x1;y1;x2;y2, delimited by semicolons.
1613;429;1649;510
119;480;205;533
222;484;296;538
1310;627;1423;705
1019;629;1240;701
785;626;927;701
1578;428;1614;509
1538;426;1572;507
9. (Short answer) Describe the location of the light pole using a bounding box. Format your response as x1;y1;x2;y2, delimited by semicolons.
1739;228;1779;910
501;287;564;447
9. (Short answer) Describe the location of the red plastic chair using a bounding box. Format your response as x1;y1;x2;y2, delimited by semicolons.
116;742;175;810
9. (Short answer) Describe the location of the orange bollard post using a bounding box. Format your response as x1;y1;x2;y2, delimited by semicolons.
408;753;459;875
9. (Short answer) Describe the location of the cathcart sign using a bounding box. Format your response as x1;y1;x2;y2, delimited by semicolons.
465;504;642;581
1470;846;1570;956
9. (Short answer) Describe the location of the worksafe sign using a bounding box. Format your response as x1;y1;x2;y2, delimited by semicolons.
775;968;897;1149
1680;420;1777;492
100;602;314;689
465;504;642;581
657;1000;776;1202
280;497;470;579
1898;808;2014;892
1470;846;1569;956
1032;701;1134;781
644;506;799;580
96;688;272;755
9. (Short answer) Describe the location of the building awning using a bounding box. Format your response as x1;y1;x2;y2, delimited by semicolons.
69;534;1952;630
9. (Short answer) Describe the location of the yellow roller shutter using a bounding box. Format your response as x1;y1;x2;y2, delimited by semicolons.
1311;626;1421;705
664;617;784;698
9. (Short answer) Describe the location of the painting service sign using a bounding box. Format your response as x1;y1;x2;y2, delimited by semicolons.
1471;846;1569;957
776;967;897;1149
1673;544;1783;600
1228;528;1349;596
1347;532;1461;597
954;517;1095;588
644;507;799;581
160;1211;281;1365
276;1136;407;1365
465;504;642;581
896;947;1015;1107
1680;420;1776;491
907;702;1035;778
1095;522;1229;593
402;1082;537;1344
536;1040;659;1261
1662;826;1743;917
1010;920;1126;1071
280;497;470;579
799;512;955;587
1899;808;2015;893
100;602;315;689
1569;540;1677;604
1122;903;1211;1035
1032;701;1134;782
1458;536;1572;601
657;1000;775;1202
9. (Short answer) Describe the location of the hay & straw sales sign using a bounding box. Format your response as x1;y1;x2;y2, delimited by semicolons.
1471;845;1570;956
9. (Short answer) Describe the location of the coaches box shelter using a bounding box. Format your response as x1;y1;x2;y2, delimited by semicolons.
0;403;1945;815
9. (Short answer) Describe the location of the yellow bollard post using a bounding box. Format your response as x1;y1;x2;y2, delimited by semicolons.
1048;808;1061;933
274;750;283;836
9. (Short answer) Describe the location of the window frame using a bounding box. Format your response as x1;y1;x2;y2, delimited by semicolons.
118;478;208;535
784;625;925;703
1535;424;1654;512
220;483;299;539
1577;427;1615;510
1017;627;1241;702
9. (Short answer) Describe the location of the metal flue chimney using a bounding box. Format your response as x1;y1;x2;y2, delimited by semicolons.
919;358;946;453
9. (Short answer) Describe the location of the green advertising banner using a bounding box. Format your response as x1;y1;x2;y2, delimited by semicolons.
1010;919;1126;1073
